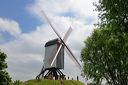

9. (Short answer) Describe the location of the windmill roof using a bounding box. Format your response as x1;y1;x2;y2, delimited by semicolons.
45;38;60;47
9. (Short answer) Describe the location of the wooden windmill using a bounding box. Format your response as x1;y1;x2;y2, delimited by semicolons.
36;10;81;80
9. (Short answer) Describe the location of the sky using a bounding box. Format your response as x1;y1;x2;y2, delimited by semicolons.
0;0;98;83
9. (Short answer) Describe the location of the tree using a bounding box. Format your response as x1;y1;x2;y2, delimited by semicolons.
0;50;11;85
95;0;128;32
81;0;128;84
81;27;128;84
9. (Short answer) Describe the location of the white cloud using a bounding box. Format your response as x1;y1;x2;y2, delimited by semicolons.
0;0;98;83
0;18;21;37
28;0;98;22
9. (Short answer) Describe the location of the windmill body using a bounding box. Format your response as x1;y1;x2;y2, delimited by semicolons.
44;38;64;70
36;39;65;80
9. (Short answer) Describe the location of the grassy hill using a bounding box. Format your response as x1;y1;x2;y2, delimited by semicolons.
19;79;85;85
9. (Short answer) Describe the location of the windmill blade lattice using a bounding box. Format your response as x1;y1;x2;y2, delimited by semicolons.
41;10;62;39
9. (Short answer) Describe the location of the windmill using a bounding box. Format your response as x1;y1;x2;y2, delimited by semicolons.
36;10;81;80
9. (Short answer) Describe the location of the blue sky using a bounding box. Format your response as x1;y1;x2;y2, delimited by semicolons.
0;0;98;83
0;0;41;33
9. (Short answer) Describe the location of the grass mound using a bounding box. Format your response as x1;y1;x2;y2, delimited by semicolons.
20;79;85;85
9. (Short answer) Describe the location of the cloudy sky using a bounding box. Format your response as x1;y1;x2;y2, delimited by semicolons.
0;0;98;83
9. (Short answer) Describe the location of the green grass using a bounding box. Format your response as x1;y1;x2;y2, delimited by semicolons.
20;79;85;85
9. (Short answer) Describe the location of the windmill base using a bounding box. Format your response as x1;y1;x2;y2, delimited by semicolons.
36;67;65;80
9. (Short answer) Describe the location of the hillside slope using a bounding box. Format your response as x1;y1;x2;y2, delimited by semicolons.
20;79;85;85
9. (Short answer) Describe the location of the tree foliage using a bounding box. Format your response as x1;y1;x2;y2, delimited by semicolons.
0;50;11;85
81;0;128;84
96;0;128;32
81;27;128;84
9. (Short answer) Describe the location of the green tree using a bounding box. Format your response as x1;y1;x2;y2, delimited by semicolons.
81;27;128;84
95;0;128;32
81;0;128;84
0;50;11;85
